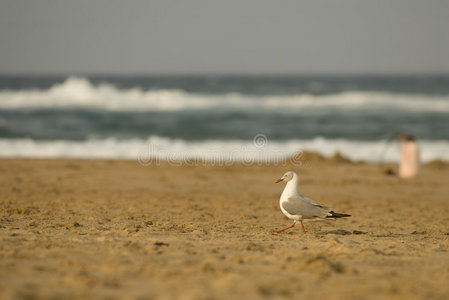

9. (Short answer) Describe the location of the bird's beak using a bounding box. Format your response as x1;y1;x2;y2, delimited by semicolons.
275;178;283;183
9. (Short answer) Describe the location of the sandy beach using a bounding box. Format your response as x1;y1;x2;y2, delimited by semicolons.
1;156;449;299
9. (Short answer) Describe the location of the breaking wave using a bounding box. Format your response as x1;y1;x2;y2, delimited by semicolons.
0;136;448;163
1;77;449;112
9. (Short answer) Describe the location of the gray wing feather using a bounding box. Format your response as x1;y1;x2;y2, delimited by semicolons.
290;193;319;206
283;196;332;219
303;196;319;206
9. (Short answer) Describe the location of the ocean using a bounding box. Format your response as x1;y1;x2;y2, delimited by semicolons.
0;75;448;163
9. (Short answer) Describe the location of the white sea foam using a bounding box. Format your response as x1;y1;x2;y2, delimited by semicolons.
1;77;449;112
0;136;448;163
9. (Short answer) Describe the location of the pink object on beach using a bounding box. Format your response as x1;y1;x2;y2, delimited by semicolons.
399;141;420;179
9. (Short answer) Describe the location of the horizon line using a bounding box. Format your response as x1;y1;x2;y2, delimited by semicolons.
1;71;449;78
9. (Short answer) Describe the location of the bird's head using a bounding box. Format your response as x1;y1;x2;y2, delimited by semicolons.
275;171;296;183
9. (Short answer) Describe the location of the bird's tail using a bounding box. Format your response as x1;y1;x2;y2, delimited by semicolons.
327;211;351;219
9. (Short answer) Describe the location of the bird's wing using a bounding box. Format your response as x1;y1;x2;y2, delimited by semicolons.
303;196;320;206
283;196;332;219
290;193;322;206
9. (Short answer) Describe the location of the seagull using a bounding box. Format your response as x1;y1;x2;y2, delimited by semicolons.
275;171;351;234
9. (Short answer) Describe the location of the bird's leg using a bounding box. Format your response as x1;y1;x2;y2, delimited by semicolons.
276;221;296;233
300;221;306;234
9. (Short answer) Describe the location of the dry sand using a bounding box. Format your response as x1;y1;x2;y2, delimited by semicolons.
1;157;449;299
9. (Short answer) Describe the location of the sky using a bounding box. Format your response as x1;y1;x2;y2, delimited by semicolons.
0;0;448;75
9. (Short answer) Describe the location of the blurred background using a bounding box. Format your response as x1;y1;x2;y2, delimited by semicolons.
1;0;448;162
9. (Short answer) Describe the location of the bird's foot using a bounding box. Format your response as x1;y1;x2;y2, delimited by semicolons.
275;222;296;233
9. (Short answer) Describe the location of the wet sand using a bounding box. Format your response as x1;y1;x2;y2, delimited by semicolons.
1;157;449;299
